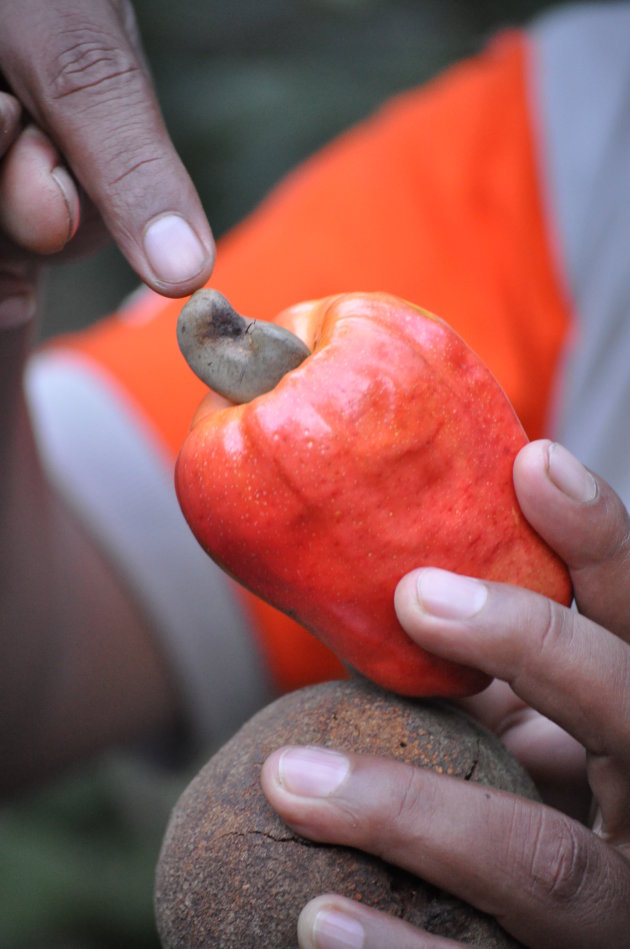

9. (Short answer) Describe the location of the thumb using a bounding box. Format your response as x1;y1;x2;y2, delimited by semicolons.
513;439;630;640
0;0;214;296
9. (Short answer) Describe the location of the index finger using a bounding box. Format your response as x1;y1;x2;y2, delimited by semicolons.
0;0;214;295
513;440;630;641
396;569;630;771
395;566;630;842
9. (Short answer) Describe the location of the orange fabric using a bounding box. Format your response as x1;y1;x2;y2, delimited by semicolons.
56;31;571;694
236;588;347;691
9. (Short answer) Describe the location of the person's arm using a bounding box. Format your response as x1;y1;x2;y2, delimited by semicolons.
0;1;215;793
1;337;180;791
263;441;630;947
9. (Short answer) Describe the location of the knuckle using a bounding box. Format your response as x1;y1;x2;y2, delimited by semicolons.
580;485;630;569
510;597;573;691
527;810;590;905
371;766;426;859
44;25;142;105
106;149;166;190
536;597;574;665
393;767;423;824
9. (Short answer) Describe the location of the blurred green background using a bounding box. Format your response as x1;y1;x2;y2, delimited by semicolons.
5;1;567;947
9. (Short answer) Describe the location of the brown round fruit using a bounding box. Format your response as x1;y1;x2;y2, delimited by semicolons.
155;678;536;948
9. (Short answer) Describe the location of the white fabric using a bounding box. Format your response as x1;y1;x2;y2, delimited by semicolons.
25;349;273;749
531;2;630;506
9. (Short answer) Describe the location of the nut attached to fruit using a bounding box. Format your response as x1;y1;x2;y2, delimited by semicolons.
176;289;310;403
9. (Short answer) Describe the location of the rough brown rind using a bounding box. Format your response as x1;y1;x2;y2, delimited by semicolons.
155;679;537;948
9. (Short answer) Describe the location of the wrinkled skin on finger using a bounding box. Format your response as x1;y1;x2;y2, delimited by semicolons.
264;441;630;948
0;0;214;293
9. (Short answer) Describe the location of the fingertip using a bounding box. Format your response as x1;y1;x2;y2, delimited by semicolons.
298;896;365;949
513;440;630;590
0;125;81;254
514;439;597;505
546;442;598;503
513;440;601;538
50;165;81;243
260;746;284;798
512;438;551;488
296;897;320;949
394;569;423;628
142;212;215;295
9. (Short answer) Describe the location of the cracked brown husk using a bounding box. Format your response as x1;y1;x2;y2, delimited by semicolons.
155;678;536;948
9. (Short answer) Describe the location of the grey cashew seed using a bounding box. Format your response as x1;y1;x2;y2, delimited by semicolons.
176;289;311;403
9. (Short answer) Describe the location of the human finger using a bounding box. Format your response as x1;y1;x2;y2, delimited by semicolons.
297;893;465;949
0;0;214;295
0;125;80;255
394;567;630;791
457;679;590;820
454;441;630;817
513;439;630;639
262;747;630;949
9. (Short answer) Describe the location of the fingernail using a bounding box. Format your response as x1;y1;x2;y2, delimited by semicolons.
278;747;350;797
313;908;365;949
547;442;597;503
143;213;208;285
416;567;487;619
0;293;37;330
51;167;80;243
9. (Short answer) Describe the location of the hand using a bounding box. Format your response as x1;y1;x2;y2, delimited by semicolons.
262;440;630;948
0;0;214;296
